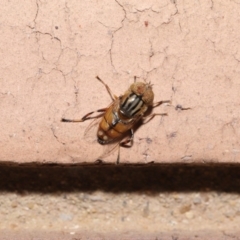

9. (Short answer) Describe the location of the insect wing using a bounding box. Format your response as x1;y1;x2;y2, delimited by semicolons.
83;117;101;142
99;141;120;160
83;102;113;142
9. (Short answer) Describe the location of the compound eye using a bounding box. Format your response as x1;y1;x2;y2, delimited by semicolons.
142;88;154;105
131;82;145;95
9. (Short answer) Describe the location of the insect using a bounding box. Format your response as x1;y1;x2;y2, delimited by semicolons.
62;76;170;163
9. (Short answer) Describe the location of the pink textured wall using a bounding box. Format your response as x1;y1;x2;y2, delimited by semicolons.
1;0;240;164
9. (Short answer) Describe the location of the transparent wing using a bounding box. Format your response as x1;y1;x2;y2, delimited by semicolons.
99;141;120;159
84;117;102;140
98;130;133;163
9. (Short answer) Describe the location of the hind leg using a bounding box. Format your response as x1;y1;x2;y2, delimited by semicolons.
116;129;134;164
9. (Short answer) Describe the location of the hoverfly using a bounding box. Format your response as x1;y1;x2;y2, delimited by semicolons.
62;76;170;163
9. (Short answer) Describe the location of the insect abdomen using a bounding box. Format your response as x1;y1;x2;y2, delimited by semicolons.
97;107;125;144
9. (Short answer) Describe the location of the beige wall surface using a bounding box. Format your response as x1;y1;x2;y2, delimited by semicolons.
1;0;240;164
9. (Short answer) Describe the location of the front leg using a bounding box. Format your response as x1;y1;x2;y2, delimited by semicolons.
152;100;171;108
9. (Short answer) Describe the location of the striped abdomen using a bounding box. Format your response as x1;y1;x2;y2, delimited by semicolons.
97;101;133;145
97;104;127;144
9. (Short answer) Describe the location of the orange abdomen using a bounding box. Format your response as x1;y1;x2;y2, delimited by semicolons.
97;106;132;144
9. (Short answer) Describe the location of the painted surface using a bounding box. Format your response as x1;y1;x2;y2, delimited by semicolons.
1;0;240;163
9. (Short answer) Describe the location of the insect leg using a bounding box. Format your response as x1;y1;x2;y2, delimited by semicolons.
152;100;171;108
61;108;107;123
142;113;168;124
96;76;118;101
116;129;134;164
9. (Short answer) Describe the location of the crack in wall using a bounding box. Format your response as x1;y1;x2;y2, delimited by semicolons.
175;104;192;111
34;0;39;27
108;0;127;72
50;124;65;146
34;30;62;47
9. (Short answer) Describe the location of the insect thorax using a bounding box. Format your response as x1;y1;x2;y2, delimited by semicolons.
120;93;146;118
